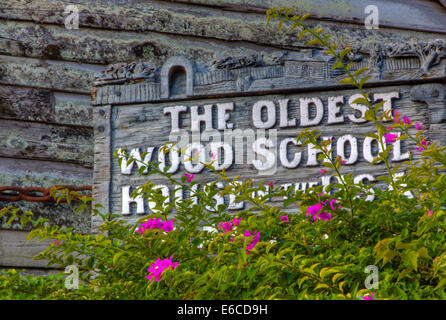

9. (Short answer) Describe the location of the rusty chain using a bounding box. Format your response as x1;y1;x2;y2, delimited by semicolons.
0;186;92;203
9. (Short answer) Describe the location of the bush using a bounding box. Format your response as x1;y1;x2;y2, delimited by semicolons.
0;8;445;300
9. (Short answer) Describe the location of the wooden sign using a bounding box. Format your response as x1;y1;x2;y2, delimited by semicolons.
91;42;446;231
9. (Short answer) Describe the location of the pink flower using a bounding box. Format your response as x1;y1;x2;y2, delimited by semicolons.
384;133;398;144
210;152;216;159
414;122;423;130
415;146;424;152
232;217;242;226
403;115;411;125
329;199;339;211
162;219;175;232
427;210;433;216
307;203;324;218
319;169;327;174
280;215;289;223
53;239;61;247
146;255;179;282
243;230;260;255
137;217;175;234
317;212;332;221
386;126;393;131
244;230;252;237
421;139;429;147
218;221;233;233
267;181;275;188
184;173;195;183
306;202;335;221
153;218;164;229
362;292;375;300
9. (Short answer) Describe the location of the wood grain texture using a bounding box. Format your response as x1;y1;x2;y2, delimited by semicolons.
0;119;93;168
1;0;445;41
0;230;52;268
0;85;92;127
92;105;112;232
0;20;279;65
0;55;105;94
0;85;54;123
1;3;445;66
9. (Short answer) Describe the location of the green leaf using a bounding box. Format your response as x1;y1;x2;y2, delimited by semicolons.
354;67;369;78
307;38;323;46
434;278;446;291
339;48;352;60
331;61;344;69
395;242;415;250
382;249;397;266
301;13;311;21
292;254;305;265
320;267;340;280
352;97;370;105
332;273;344;283
338;281;347;293
364;133;379;140
302;268;317;276
397;267;413;282
406;251;419;271
298;276;311;288
113;252;123;265
418;247;430;259
338;77;354;85
266;241;278;254
298;29;308;40
315;283;330;291
359;76;372;88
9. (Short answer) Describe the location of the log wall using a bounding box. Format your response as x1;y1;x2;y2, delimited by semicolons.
1;0;445;269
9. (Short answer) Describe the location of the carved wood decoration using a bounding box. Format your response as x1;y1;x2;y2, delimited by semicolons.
93;39;446;105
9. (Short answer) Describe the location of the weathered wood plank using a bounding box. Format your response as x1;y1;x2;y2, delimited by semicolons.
54;92;92;127
0;85;92;127
0;230;52;268
0;156;92;185
1;0;445;41
0;119;93;168
0;55;104;94
0;2;445;66
165;0;446;34
92;105;112;232
0;19;280;66
0;85;54;123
